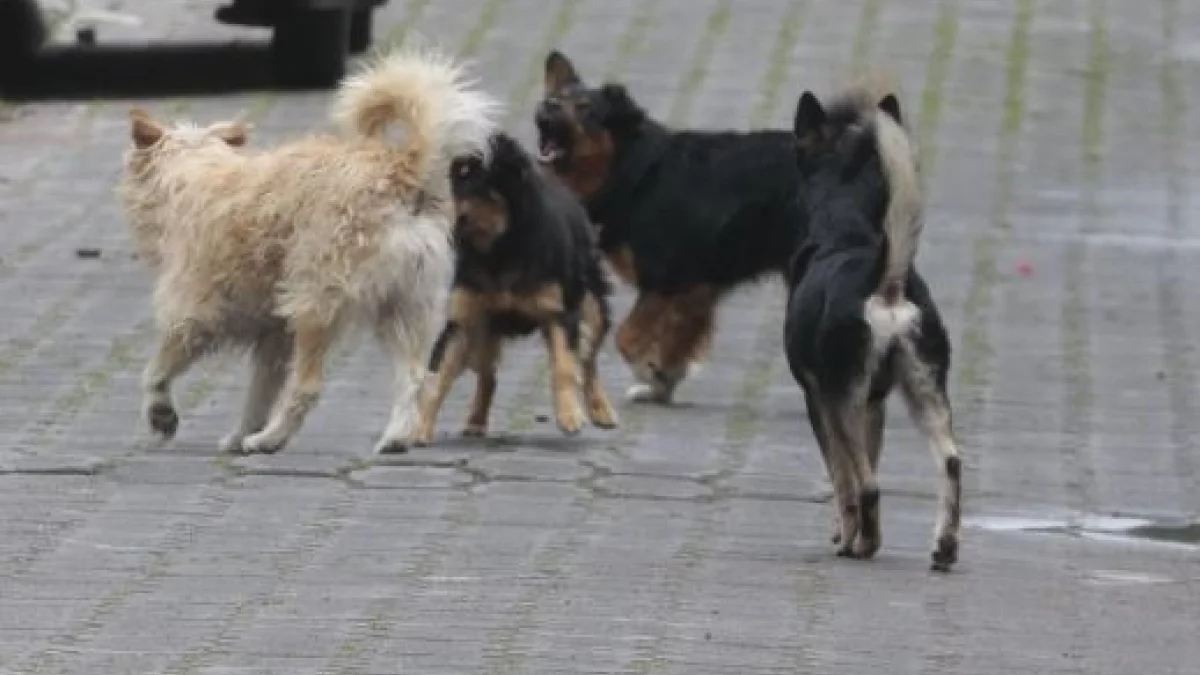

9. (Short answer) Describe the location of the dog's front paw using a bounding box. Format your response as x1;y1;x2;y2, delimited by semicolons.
218;432;247;455
240;431;285;455
373;437;410;455
408;424;435;448
555;398;586;437
461;423;487;438
625;383;672;404
587;393;619;429
146;401;180;438
930;533;958;572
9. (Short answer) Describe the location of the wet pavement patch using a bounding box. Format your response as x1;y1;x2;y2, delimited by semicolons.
966;514;1200;550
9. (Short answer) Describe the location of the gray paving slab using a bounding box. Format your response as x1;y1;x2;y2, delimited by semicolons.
1;0;1200;673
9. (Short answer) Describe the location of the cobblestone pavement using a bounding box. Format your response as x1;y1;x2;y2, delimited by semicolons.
1;0;1199;673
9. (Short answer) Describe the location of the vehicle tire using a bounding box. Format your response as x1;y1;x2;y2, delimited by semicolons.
349;10;373;54
271;8;350;88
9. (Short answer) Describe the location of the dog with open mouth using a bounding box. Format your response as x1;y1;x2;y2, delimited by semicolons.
408;132;619;446
117;46;500;456
534;50;809;404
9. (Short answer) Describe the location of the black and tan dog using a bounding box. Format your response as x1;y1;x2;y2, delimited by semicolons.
783;86;962;571
409;132;619;446
535;51;808;404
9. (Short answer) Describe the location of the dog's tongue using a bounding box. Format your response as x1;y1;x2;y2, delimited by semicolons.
537;139;563;164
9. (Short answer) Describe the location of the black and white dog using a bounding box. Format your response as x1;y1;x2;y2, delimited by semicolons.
783;85;962;572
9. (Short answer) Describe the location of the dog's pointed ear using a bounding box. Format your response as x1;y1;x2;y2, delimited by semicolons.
877;94;902;124
208;121;251;147
793;91;826;139
544;50;581;93
600;83;644;130
130;107;165;149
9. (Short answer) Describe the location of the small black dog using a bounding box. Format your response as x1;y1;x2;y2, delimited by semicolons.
783;86;962;572
535;50;807;404
411;132;619;445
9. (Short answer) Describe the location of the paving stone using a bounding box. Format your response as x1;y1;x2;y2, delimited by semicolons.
351;465;475;490
0;0;1198;673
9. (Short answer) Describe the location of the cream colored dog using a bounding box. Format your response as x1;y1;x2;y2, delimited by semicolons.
117;47;501;455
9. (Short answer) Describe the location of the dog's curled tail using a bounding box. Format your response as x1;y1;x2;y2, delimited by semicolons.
873;104;923;307
332;46;502;182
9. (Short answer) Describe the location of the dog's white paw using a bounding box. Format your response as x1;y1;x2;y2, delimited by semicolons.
625;383;672;404
218;433;246;455
240;431;285;455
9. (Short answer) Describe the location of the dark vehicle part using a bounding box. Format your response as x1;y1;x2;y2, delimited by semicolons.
0;0;48;61
215;0;388;87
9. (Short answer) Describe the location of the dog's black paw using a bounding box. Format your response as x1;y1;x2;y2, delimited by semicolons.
929;534;958;572
374;438;411;455
461;424;487;438
148;403;179;438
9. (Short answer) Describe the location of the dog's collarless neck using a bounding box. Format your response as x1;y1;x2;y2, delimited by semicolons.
585;120;670;224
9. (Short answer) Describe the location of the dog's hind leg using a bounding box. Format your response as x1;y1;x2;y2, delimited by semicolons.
579;293;618;429
411;323;470;446
142;323;212;440
826;399;880;559
616;292;673;403
543;317;586;436
618;286;717;404
802;388;845;545
219;329;292;454
240;317;338;454
462;331;501;438
895;335;962;572
807;393;863;555
372;311;440;455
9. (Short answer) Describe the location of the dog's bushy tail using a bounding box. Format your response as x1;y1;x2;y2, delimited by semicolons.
873;106;922;306
332;45;502;183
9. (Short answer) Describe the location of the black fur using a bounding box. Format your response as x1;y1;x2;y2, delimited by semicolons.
784;98;949;405
536;51;807;293
783;89;961;569
447;132;612;342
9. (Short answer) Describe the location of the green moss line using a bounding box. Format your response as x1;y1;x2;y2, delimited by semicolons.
504;0;583;138
666;0;733;126
751;0;809;128
12;483;236;675
992;0;1034;232
167;492;358;675
1155;260;1198;494
1081;0;1109;184
605;0;663;81
917;0;960;185
502;0;663;438
953;0;1035;451
1159;0;1185;233
1060;244;1095;511
376;0;435;50
1056;0;1109;509
458;0;511;59
323;489;482;674
849;0;885;74
322;5;574;669
628;2;809;670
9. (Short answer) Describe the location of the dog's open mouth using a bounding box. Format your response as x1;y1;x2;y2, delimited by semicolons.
537;138;566;164
535;120;573;168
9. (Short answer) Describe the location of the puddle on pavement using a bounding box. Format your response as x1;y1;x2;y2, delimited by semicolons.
966;514;1200;550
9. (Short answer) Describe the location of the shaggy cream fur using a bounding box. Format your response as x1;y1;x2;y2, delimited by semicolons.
117;46;502;455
